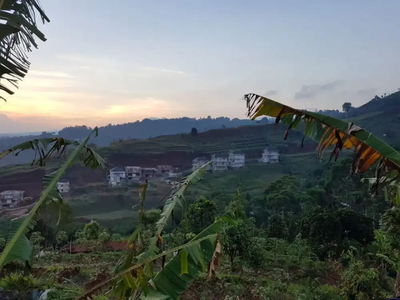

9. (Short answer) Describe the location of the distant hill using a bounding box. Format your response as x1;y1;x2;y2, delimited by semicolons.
0;117;272;166
56;117;270;145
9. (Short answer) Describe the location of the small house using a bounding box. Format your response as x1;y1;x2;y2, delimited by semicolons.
0;190;25;209
211;154;228;171
228;150;245;168
57;179;70;193
157;165;173;175
259;147;279;163
142;167;158;178
108;167;126;186
125;166;142;181
192;157;211;171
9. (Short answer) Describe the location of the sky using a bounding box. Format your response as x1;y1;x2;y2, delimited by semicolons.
1;0;400;133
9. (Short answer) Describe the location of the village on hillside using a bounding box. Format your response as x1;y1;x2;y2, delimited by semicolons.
0;147;280;210
107;147;280;187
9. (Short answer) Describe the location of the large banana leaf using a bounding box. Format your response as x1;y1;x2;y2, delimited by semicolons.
143;162;211;258
147;220;224;300
0;136;104;168
0;0;49;100
245;93;400;187
0;129;106;268
77;219;225;300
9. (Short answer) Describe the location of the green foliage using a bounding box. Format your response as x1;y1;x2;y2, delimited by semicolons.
188;197;217;233
142;209;162;227
340;256;388;300
98;231;111;245
110;233;123;241
55;231;68;247
300;207;374;258
0;129;106;269
381;206;400;248
84;221;101;240
267;213;289;239
0;236;5;252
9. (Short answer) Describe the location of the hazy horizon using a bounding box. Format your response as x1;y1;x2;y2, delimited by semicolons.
1;0;400;133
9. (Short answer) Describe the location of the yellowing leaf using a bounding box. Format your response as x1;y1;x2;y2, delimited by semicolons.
180;250;188;275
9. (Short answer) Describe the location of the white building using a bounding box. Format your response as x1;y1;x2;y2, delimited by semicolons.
259;147;280;163
0;190;25;209
211;154;228;171
192;157;211;171
125;166;142;181
108;167;126;186
157;165;172;175
142;168;158;179
57;179;70;193
228;150;246;168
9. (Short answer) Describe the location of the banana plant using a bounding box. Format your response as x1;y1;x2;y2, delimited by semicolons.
0;128;106;268
76;162;229;300
245;93;400;193
78;218;226;300
0;0;49;101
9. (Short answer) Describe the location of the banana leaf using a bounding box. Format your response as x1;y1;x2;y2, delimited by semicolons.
0;129;106;268
245;93;400;191
146;220;224;300
0;0;49;101
77;219;225;300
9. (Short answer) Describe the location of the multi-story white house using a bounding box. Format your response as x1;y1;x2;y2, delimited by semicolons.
57;179;70;193
142;168;158;179
192;157;211;171
259;147;280;163
108;167;126;186
157;165;172;175
228;150;246;168
0;190;25;209
125;166;142;181
211;154;228;171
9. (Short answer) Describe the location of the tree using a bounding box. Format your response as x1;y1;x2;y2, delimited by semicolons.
110;233;122;241
188;197;217;233
267;214;289;239
191;127;198;136
0;237;5;252
342;102;352;113
380;206;400;248
55;231;68;248
30;231;44;254
84;221;101;240
223;220;252;270
98;231;111;245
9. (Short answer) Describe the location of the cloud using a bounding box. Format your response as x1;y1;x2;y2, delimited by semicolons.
145;66;186;75
264;90;278;96
295;80;345;100
29;70;75;79
357;88;377;98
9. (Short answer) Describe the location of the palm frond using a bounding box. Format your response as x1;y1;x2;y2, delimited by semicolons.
0;129;106;268
0;135;106;168
0;0;49;100
245;93;400;192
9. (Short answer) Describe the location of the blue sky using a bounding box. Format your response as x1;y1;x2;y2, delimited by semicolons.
1;0;400;133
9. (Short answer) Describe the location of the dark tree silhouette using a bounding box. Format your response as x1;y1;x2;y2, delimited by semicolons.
191;127;198;136
342;102;352;113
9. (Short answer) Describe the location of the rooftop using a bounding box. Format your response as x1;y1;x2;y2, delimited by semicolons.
230;150;245;155
193;156;208;162
0;190;24;195
110;167;125;172
58;178;69;183
212;154;228;159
